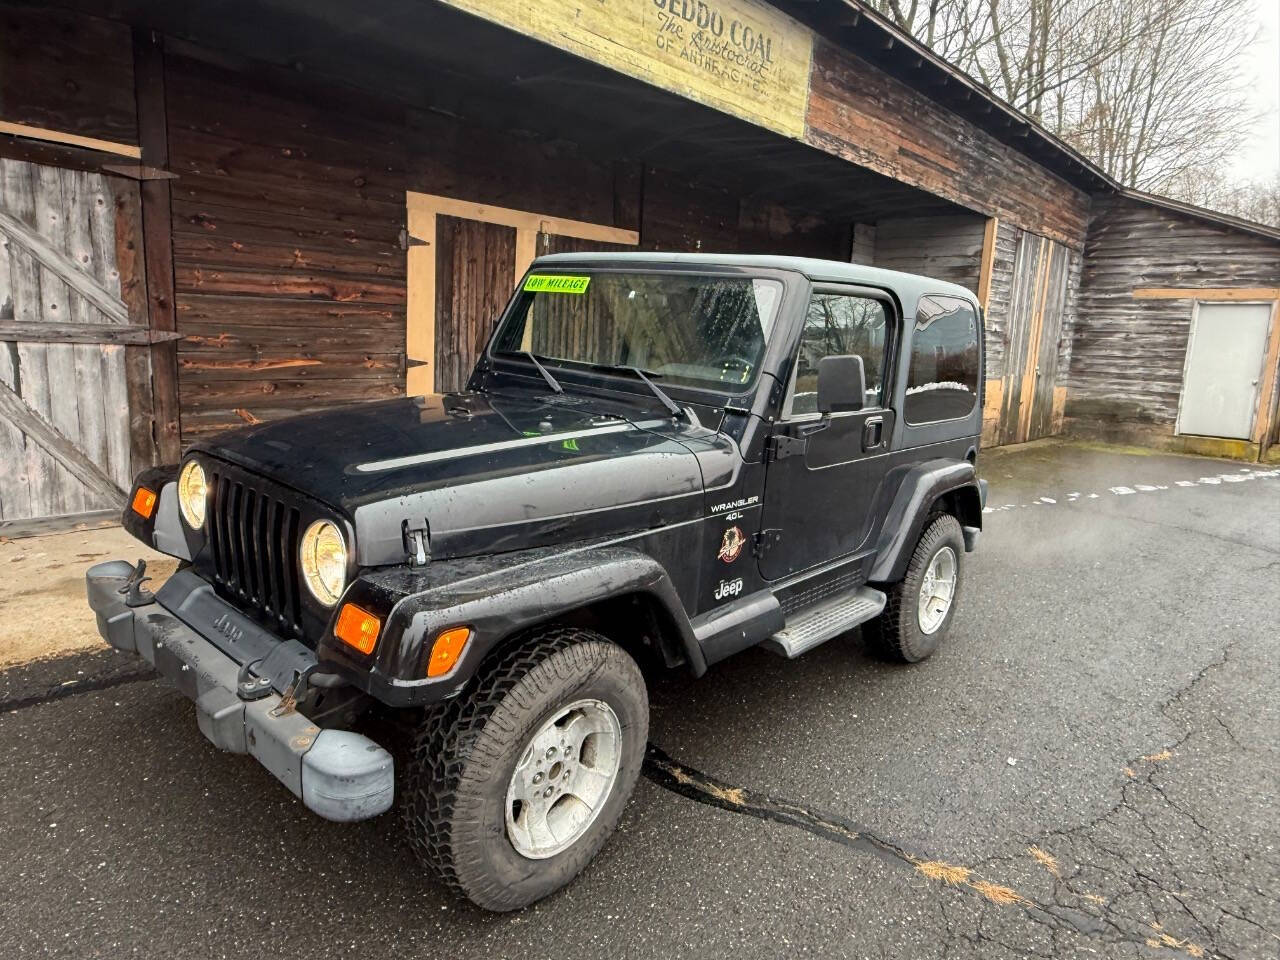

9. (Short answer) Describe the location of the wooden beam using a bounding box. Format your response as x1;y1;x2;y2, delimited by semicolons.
1254;300;1280;451
406;192;639;246
0;120;141;159
977;217;998;311
1133;287;1280;301
0;321;184;344
0;380;126;504
0;509;119;541
0;210;131;323
134;27;182;462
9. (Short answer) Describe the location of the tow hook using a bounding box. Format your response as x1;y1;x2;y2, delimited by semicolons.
236;658;274;701
118;558;154;607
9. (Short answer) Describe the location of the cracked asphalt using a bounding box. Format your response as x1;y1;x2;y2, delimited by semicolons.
1;440;1277;959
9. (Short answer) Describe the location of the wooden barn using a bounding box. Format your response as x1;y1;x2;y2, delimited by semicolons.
0;0;1277;534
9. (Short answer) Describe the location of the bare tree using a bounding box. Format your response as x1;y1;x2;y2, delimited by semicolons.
869;0;1263;213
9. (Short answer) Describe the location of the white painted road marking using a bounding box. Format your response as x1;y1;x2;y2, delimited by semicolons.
982;468;1280;513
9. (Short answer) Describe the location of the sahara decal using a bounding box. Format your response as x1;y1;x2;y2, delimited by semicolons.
714;577;745;601
717;525;746;564
709;495;760;515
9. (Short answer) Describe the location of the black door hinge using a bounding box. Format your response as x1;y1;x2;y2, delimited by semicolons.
765;434;807;462
753;528;782;557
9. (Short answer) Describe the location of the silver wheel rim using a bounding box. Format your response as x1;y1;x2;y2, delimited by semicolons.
917;546;957;635
505;698;622;860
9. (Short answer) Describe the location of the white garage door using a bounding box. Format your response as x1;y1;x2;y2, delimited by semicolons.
1176;302;1271;440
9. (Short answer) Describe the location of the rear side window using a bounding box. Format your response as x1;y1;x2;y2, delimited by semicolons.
905;295;979;424
787;293;889;417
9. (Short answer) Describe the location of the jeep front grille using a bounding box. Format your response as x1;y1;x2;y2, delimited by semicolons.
205;469;304;638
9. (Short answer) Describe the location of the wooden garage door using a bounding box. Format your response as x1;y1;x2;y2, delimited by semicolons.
0;159;159;527
998;230;1074;445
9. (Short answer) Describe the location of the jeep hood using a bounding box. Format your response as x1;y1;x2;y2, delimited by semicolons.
192;391;715;564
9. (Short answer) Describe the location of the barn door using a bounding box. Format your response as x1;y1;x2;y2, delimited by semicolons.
0;158;157;527
998;231;1072;445
434;215;517;394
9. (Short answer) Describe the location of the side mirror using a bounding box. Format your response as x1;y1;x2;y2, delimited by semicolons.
816;355;866;413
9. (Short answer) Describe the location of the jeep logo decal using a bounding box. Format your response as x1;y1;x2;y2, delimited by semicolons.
717;525;746;564
714;577;744;601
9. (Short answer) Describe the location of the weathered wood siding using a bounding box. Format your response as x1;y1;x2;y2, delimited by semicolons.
0;4;137;148
0;159;139;520
874;215;986;291
165;50;410;439
982;220;1021;380
805;40;1090;250
1069;196;1280;426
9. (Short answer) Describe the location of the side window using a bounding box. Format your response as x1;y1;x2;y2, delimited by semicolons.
905;295;980;424
788;293;888;417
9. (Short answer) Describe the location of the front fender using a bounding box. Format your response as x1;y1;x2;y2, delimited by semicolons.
868;459;982;584
325;543;701;706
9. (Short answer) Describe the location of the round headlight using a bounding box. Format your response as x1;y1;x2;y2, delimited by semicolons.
178;460;207;529
300;520;347;606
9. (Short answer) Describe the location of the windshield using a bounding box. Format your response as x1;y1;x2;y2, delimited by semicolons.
492;271;784;390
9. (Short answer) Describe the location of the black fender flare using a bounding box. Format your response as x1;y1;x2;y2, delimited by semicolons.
868;458;983;584
332;544;703;706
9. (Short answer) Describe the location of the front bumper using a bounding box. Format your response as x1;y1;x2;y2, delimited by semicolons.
86;561;393;822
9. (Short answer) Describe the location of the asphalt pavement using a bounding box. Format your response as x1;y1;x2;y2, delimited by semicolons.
1;440;1277;959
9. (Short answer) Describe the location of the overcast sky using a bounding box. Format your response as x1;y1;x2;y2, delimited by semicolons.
1233;1;1280;181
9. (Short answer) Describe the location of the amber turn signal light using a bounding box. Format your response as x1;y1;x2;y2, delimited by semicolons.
334;603;381;655
427;626;471;677
131;486;157;519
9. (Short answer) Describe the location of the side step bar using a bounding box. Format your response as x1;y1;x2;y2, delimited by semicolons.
762;586;887;659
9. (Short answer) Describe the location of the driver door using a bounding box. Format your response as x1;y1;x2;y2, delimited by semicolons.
757;286;896;581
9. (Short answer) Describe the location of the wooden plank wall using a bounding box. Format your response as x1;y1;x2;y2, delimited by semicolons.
163;44;665;437
0;5;138;149
982;220;1021;380
641;167;850;259
164;49;410;439
874;215;986;291
804;40;1090;251
1069;195;1280;427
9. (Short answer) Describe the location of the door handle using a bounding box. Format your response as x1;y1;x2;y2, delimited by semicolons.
863;415;884;450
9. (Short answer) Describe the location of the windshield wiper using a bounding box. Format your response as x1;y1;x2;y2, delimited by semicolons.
500;351;562;394
607;365;684;420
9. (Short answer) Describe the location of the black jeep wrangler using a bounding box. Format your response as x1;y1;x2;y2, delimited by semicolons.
88;253;986;910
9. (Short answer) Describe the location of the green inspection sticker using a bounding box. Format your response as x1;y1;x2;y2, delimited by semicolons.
524;274;591;294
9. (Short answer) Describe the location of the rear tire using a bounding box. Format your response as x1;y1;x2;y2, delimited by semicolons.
402;626;648;911
866;513;965;663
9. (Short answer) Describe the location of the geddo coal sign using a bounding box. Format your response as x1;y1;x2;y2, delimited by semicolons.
441;0;814;138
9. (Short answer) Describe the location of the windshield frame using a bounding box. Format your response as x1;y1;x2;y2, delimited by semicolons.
484;263;805;404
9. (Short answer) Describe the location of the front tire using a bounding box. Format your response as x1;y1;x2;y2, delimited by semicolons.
866;513;965;663
402;627;648;911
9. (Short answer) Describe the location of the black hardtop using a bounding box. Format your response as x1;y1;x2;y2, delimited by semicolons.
530;252;979;308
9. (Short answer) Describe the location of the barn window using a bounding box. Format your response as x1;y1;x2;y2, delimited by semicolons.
905;295;980;424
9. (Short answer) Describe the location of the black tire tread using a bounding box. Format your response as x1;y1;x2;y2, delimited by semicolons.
401;626;644;909
866;512;964;662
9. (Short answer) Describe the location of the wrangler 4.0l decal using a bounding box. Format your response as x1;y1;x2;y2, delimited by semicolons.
710;495;760;514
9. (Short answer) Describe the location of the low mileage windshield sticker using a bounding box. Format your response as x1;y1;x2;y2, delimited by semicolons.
524;274;591;294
